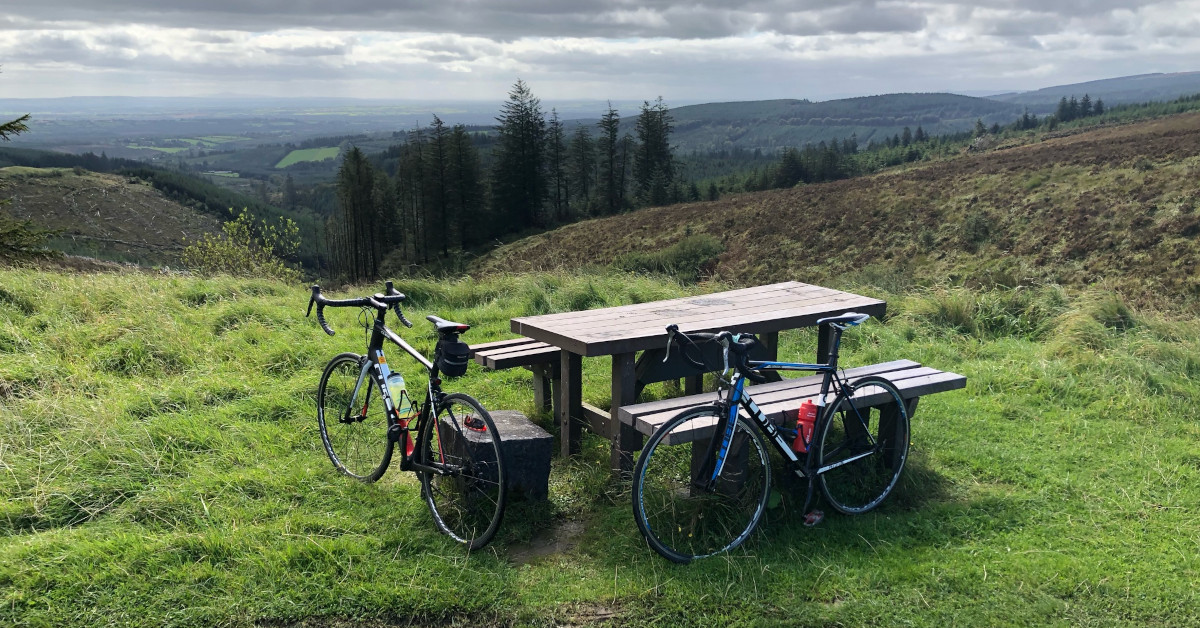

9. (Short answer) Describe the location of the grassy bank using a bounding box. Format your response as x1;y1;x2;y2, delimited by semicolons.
2;268;1199;626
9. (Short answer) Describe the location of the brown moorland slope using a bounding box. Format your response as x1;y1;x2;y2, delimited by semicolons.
0;167;220;267
475;112;1200;308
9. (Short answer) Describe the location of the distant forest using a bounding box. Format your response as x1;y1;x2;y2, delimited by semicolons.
5;87;1200;280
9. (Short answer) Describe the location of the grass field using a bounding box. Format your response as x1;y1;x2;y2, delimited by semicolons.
275;147;340;169
2;267;1198;626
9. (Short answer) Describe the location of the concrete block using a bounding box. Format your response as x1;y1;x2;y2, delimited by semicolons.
441;410;552;501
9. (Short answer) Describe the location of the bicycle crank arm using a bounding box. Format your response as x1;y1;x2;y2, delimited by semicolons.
408;461;463;477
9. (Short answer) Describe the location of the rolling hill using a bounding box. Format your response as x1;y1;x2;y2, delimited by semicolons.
0;166;222;267
989;71;1200;110
475;111;1200;310
653;93;1025;153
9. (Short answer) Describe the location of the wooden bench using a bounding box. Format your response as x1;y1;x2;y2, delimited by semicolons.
617;359;966;442
469;337;562;413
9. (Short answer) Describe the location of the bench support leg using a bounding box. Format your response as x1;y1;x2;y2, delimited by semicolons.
611;352;642;475
684;374;703;395
531;363;553;414
559;350;583;457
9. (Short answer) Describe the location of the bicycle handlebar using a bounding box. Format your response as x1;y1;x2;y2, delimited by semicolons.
307;283;408;336
663;324;767;384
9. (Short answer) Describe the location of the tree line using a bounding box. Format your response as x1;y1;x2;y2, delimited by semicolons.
327;81;682;283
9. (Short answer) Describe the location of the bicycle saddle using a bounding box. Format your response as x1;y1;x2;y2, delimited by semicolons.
426;315;471;333
816;312;870;327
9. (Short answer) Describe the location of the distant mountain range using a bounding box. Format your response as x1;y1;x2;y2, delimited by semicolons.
4;71;1199;156
988;72;1200;109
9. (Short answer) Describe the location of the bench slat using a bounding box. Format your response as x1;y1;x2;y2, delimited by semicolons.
484;345;562;370
625;364;966;438
618;359;920;427
470;337;561;370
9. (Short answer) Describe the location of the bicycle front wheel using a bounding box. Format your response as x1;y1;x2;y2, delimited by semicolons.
632;405;771;563
418;393;507;550
316;352;393;482
815;375;910;514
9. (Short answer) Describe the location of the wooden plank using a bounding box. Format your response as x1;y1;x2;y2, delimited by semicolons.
618;360;921;426
629;368;965;437
519;283;833;332
482;345;561;370
469;337;539;354
515;295;886;357
527;286;868;337
582;402;609;433
511;282;816;327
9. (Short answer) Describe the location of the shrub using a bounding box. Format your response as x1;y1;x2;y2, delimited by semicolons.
181;208;300;283
612;234;724;282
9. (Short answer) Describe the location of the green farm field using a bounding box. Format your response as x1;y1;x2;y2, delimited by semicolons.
275;146;340;168
2;268;1198;627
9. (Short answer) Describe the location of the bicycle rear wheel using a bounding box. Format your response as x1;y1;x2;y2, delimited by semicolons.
316;352;393;482
418;393;507;550
632;405;771;563
815;375;910;514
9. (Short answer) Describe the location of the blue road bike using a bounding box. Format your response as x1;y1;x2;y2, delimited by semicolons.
631;313;910;563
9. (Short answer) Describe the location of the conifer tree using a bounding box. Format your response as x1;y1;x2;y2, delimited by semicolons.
547;109;568;223
492;79;547;229
634;97;674;207
568;125;596;212
597;103;622;215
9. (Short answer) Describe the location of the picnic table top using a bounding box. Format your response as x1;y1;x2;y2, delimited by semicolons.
511;281;886;358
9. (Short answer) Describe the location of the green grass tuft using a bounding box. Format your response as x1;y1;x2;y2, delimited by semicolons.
3;267;1200;626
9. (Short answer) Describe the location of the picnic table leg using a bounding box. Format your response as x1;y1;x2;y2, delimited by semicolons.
559;350;583;457
611;352;642;474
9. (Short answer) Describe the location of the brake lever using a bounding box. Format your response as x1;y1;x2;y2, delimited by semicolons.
662;324;678;363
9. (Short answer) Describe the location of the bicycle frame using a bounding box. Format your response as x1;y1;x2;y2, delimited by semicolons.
339;308;460;478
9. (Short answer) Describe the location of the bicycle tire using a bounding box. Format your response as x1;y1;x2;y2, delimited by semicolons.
815;375;910;515
632;404;771;563
316;352;394;482
418;393;507;550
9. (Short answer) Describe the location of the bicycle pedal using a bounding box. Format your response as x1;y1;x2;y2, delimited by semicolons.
803;510;824;527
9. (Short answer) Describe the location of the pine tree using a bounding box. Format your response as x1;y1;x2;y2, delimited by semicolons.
597;103;622;215
491;79;547;230
449;125;485;249
283;174;297;210
1080;94;1093;118
568;125;596;213
1094;98;1105;116
974;118;987;137
1056;96;1071;122
331;147;378;282
901;126;912;146
634;97;674;207
426;115;451;256
546;109;568;223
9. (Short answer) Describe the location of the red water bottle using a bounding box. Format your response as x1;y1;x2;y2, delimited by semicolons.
792;399;818;453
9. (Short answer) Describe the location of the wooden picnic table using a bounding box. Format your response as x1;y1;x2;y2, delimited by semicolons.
510;281;886;471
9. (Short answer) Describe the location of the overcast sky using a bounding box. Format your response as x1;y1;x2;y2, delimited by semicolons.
2;1;1199;103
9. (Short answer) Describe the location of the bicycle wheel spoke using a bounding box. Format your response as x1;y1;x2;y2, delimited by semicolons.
419;394;506;550
633;406;770;563
817;377;909;515
317;354;392;482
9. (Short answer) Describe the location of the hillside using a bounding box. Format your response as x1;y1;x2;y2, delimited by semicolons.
0;167;221;266
990;71;1200;110
659;93;1023;152
475;112;1200;309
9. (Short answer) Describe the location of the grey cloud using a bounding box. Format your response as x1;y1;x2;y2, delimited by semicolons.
2;0;921;39
982;13;1066;38
257;43;353;57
